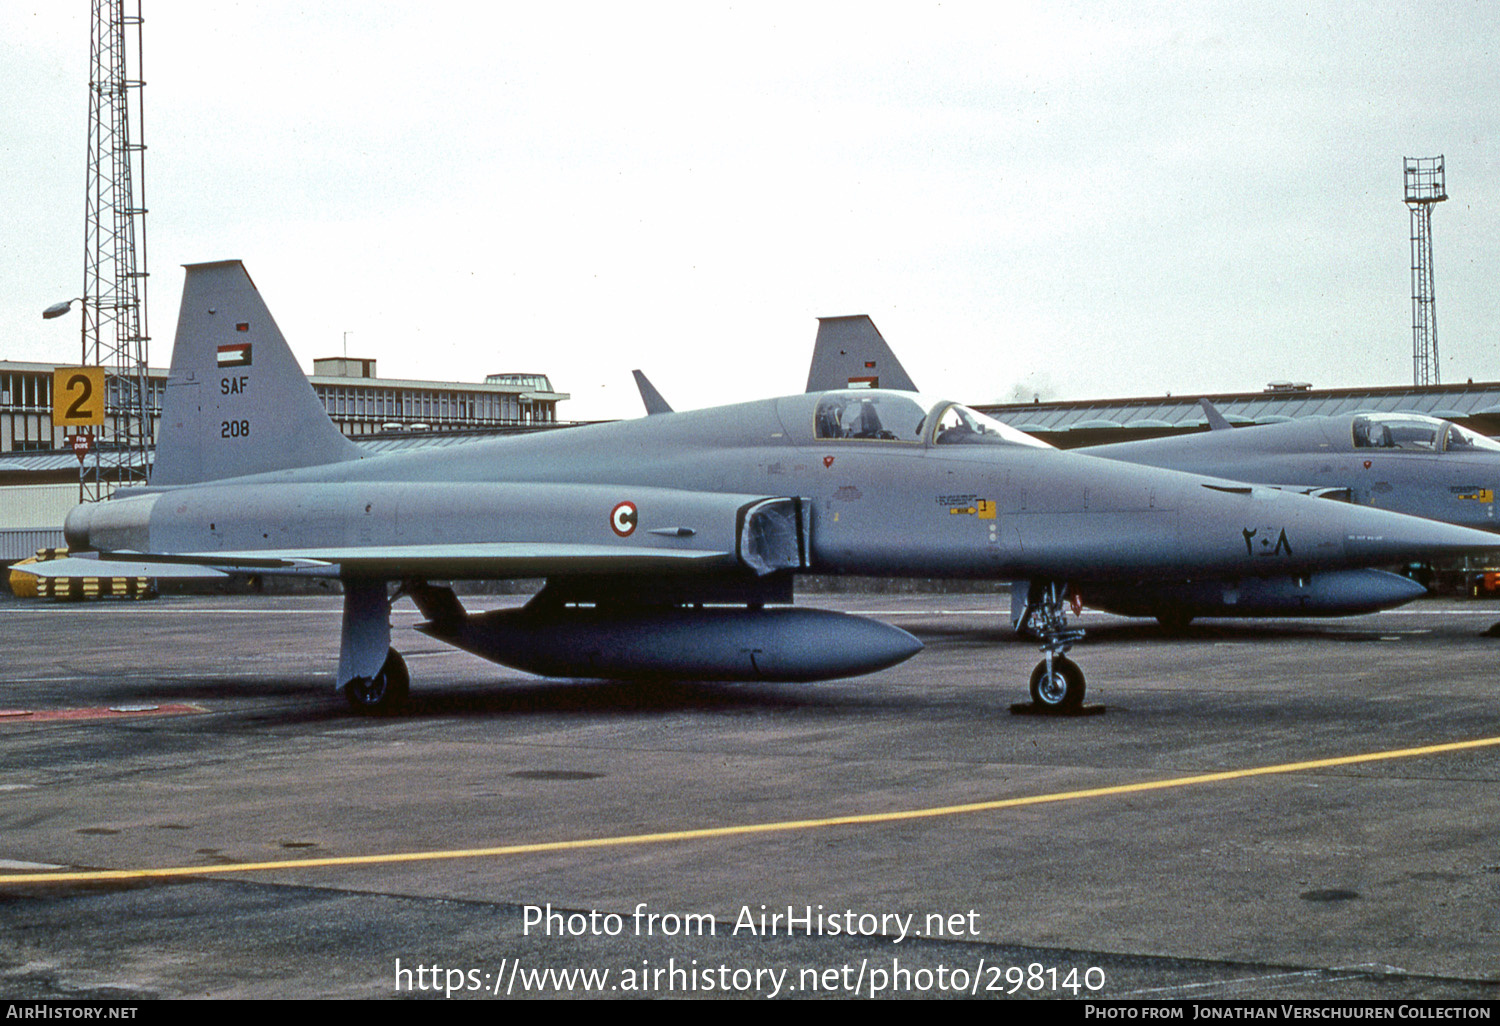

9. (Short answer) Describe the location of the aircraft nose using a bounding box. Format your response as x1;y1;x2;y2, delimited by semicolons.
1341;505;1500;564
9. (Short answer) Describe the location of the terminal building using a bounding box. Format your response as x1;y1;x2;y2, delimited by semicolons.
0;357;569;560
0;357;567;454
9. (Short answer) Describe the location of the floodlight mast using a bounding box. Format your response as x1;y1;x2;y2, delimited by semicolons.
1404;155;1446;388
79;0;151;501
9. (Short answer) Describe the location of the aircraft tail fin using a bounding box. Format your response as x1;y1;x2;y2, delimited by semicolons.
151;261;362;486
805;316;918;393
632;370;674;415
1199;398;1233;432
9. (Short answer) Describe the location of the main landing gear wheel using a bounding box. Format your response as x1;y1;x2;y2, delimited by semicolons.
1028;655;1085;714
344;648;410;714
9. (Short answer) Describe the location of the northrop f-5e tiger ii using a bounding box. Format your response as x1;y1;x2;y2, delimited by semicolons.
34;262;1500;713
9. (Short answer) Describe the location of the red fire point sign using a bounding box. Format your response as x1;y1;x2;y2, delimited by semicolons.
69;433;93;461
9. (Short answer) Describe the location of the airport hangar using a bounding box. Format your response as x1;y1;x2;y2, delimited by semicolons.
0;357;569;563
5;366;1500;563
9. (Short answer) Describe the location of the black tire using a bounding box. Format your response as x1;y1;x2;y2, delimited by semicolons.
1029;655;1085;713
344;649;410;714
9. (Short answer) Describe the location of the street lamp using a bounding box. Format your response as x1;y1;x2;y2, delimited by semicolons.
42;298;89;501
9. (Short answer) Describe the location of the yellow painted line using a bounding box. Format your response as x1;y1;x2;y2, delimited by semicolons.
4;734;1498;887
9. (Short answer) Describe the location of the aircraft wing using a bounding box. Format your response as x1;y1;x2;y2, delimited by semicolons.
21;543;738;581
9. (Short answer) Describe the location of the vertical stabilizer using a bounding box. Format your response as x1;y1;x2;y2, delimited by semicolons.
1198;398;1233;432
632;370;675;415
805;315;919;393
151;261;362;485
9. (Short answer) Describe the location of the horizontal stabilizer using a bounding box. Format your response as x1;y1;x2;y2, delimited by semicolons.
14;555;228;580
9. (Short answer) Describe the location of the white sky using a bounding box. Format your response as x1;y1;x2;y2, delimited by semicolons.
2;2;1497;420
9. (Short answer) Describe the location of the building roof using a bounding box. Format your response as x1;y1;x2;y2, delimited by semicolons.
0;423;579;481
976;380;1500;445
0;360;569;402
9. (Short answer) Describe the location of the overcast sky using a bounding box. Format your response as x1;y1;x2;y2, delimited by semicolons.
3;2;1497;420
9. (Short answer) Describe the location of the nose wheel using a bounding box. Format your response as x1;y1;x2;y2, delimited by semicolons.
1013;581;1099;716
1029;654;1085;713
344;648;410;714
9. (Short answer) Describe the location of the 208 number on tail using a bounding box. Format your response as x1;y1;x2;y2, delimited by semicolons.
221;420;251;438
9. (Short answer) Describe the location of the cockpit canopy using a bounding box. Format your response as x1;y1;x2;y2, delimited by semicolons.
812;391;1052;449
815;391;927;442
1351;414;1500;454
929;402;1052;448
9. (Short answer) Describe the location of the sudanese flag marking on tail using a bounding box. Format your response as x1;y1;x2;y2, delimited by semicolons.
217;342;252;368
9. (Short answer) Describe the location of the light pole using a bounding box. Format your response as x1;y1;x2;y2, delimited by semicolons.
42;298;82;321
42;298;93;502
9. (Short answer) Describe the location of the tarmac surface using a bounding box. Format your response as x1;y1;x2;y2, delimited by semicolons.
0;591;1498;1000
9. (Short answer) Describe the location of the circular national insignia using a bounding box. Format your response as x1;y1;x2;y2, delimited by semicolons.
610;501;638;537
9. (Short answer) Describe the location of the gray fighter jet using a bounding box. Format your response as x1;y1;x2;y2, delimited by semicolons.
1084;401;1500;530
792;317;1500;629
1073;403;1500;624
33;262;1500;714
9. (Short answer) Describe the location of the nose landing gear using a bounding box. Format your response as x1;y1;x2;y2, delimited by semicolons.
1012;581;1099;716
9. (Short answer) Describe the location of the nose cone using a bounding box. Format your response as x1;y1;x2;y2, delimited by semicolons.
1175;478;1500;578
1341;504;1500;564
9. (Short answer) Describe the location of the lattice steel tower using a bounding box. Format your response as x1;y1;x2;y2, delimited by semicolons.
81;0;151;500
1404;155;1446;387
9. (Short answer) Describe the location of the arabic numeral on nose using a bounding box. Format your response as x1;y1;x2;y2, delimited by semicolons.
221;419;251;438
